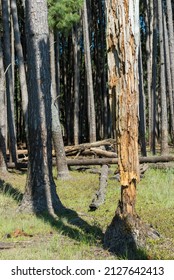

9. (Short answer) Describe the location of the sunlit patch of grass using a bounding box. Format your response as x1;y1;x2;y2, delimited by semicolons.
1;166;174;259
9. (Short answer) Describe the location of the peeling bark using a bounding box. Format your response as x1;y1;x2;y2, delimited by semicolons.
104;0;159;255
107;0;140;216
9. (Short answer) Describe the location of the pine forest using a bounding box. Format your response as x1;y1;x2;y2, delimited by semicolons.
0;0;174;261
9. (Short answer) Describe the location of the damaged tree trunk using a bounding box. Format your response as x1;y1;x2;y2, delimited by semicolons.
104;0;159;257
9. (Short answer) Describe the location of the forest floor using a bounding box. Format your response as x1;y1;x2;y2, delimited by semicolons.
0;165;174;260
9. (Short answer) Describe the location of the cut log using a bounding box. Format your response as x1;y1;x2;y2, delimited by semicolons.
89;165;109;211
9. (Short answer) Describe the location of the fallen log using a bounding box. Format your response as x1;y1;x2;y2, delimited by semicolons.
6;155;174;169
89;164;109;211
82;148;117;158
65;139;116;155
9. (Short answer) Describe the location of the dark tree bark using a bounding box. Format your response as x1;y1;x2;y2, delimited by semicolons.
19;0;63;215
2;0;17;165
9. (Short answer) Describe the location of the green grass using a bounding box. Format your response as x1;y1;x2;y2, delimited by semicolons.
0;166;174;260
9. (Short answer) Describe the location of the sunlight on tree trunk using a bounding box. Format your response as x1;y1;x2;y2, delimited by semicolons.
104;0;159;257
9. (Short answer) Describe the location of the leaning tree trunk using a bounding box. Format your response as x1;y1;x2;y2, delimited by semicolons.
104;0;159;257
19;0;63;215
0;37;8;173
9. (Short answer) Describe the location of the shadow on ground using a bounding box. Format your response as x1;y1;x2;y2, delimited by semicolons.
0;178;151;259
0;178;103;247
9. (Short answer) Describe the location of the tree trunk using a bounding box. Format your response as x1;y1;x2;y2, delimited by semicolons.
49;31;70;179
138;42;147;156
151;0;158;154
104;0;159;256
166;0;174;101
11;0;28;136
146;0;153;151
163;12;174;142
2;0;17;165
19;0;63;215
158;0;169;155
106;0;140;216
0;36;8;173
83;0;96;143
72;24;80;145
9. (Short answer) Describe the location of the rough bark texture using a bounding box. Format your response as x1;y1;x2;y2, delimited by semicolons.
19;0;63;215
106;0;140;215
104;0;159;256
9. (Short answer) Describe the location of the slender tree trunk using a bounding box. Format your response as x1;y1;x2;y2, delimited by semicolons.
158;0;169;155
2;0;17;165
139;42;147;156
50;31;70;179
72;24;80;145
83;0;96;143
166;0;174;102
56;32;60;108
0;37;8;173
151;0;158;154
11;0;28;136
146;0;153;151
19;0;63;214
163;12;174;142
